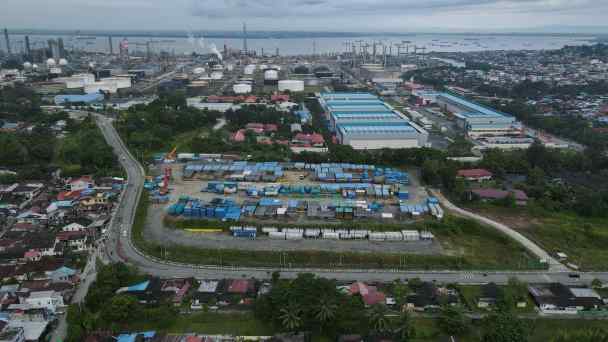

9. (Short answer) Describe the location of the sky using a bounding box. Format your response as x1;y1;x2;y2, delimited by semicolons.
2;0;608;33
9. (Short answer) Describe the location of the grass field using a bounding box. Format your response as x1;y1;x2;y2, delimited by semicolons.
126;312;274;336
120;311;608;342
457;285;536;314
464;203;608;271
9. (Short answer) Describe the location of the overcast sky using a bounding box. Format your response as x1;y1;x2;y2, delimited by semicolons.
2;0;607;32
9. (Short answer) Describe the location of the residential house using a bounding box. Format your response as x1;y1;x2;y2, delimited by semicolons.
67;176;94;192
24;290;65;314
55;231;89;252
116;278;162;304
160;278;192;306
61;223;85;232
292;133;325;147
22;251;41;263
79;193;110;211
457;169;493;182
477;283;501;308
11;184;44;202
528;283;605;314
348;282;386;306
192;280;222;309
406;282;459;311
225;279;256;304
46;267;78;284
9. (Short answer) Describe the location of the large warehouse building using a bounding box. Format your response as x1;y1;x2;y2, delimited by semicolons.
319;92;428;149
436;93;520;137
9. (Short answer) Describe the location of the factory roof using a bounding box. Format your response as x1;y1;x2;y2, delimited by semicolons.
438;92;512;118
54;93;104;105
337;122;415;135
320;92;378;100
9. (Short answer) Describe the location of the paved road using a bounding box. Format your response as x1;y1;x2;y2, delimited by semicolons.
50;246;102;342
429;190;568;272
93;113;608;286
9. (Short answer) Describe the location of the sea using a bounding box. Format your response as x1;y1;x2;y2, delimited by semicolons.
4;33;596;56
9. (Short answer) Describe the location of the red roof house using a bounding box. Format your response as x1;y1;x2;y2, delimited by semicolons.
293;133;325;147
230;129;246;142
227;279;256;294
271;94;290;102
457;169;493;181
349;281;386;306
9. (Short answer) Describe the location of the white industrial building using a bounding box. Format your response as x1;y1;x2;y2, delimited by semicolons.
233;83;252;94
84;77;131;94
278;80;305;92
319;92;428;150
58;73;96;89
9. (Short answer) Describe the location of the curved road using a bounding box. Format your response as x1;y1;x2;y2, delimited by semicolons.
93;113;608;285
429;190;567;272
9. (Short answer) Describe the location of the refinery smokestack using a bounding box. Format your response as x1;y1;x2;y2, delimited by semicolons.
242;22;248;55
25;35;31;59
3;28;10;55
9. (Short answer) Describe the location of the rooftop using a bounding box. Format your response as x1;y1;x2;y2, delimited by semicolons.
338;122;416;135
438;93;512;118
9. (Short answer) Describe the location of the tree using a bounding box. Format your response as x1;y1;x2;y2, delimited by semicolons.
499;277;528;310
591;278;603;289
314;298;338;332
394;311;416;342
100;294;140;325
368;304;390;335
482;311;530;342
279;302;303;332
551;329;608;342
438;305;470;336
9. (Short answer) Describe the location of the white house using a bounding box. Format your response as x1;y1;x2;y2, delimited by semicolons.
68;176;94;192
61;223;85;232
24;291;64;313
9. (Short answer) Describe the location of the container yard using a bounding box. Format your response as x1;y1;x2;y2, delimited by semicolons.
153;159;441;227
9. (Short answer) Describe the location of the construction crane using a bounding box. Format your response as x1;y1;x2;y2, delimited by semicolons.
165;147;177;162
159;167;172;195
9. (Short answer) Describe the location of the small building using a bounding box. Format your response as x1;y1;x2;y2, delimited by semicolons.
24;290;65;313
348;282;386;306
528;283;605;314
116;279;162;304
406;282;459;311
457;169;493;182
471;188;529;205
478;283;501;308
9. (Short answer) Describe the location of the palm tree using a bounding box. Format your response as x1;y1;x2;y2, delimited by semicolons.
279;302;303;332
314;299;338;332
395;311;416;342
368;304;390;335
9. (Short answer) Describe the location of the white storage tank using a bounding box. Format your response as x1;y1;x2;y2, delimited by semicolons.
244;64;256;75
323;232;339;240
193;67;206;75
285;232;303;240
23;62;32;70
278;80;305;92
233;83;252;94
264;70;279;85
269;232;286;240
59;58;68;66
210;71;223;80
46;58;56;67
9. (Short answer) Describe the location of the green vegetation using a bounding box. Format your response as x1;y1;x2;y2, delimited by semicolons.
115;90;219;160
0;85;119;179
467;204;608;270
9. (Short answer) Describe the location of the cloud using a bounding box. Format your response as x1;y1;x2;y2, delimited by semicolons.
190;0;604;18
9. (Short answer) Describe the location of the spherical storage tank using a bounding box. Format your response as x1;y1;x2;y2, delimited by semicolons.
46;58;56;67
193;67;206;75
23;62;32;70
59;58;68;66
264;69;279;85
233;83;252;94
278;80;305;92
